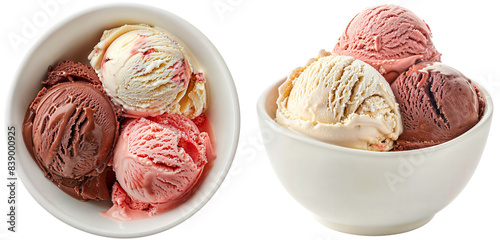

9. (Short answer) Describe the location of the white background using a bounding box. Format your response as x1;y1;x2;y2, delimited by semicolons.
1;0;499;239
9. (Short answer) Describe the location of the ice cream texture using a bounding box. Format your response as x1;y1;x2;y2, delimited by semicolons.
89;24;206;118
22;60;119;201
106;113;212;221
276;50;403;151
391;62;485;150
333;4;441;83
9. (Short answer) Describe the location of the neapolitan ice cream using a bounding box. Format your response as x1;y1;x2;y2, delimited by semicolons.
22;22;216;222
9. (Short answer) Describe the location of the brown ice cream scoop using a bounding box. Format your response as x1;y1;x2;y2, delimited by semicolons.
23;60;119;201
44;60;101;85
391;62;484;151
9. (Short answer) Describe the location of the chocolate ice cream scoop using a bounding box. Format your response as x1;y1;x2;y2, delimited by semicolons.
391;62;485;151
44;60;101;85
23;60;119;201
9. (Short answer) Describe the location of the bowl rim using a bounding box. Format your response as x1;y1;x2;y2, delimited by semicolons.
8;3;240;238
257;77;494;156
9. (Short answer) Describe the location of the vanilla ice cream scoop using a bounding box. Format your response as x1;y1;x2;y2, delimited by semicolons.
276;50;403;151
89;24;206;118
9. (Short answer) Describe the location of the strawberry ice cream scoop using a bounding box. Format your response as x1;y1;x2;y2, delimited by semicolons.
333;4;441;83
106;113;212;221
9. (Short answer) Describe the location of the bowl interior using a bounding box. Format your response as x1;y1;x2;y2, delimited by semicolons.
9;4;239;238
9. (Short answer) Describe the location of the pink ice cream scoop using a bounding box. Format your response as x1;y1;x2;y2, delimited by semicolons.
105;113;213;221
333;4;441;83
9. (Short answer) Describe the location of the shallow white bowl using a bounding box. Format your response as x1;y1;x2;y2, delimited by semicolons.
8;4;240;238
257;79;493;235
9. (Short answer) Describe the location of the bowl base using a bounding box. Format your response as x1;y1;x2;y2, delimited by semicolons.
315;215;434;236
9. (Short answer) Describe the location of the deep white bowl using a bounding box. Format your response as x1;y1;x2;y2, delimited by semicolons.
8;4;240;238
257;79;493;235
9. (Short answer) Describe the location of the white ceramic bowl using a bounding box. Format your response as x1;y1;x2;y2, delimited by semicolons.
257;79;493;235
8;4;240;238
